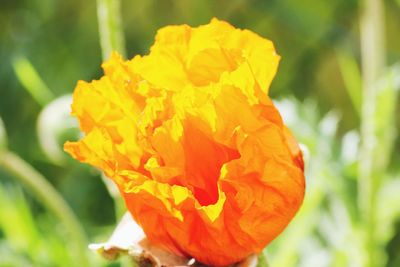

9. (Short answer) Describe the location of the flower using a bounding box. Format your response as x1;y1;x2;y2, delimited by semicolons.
64;18;305;266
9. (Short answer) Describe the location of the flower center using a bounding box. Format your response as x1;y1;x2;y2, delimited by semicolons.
182;121;240;206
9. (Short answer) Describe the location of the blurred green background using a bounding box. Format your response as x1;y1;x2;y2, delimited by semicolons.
0;0;399;266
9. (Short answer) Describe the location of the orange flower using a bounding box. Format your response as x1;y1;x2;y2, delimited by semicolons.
64;18;305;266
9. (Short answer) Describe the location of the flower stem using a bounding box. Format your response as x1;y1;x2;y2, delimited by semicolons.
96;0;126;60
11;55;54;107
0;151;89;266
358;0;385;266
96;0;128;229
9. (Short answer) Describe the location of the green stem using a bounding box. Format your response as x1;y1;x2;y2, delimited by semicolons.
96;0;127;60
12;55;54;107
96;0;128;231
0;117;6;151
0;151;89;266
358;0;385;266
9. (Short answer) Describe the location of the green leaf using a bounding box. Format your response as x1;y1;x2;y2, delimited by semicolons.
376;178;400;245
336;50;362;116
372;64;400;171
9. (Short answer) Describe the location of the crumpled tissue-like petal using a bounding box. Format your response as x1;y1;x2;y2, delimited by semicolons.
65;18;305;266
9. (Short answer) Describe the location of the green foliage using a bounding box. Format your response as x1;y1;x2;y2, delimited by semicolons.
36;95;78;165
0;117;7;151
11;55;54;106
0;183;76;267
269;96;400;267
337;51;362;115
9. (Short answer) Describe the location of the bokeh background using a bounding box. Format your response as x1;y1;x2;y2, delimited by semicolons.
0;0;399;266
